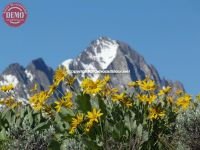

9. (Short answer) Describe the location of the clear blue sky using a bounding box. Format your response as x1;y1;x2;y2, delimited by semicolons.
0;0;200;95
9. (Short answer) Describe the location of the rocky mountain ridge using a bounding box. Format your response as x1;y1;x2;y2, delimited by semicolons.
0;37;184;100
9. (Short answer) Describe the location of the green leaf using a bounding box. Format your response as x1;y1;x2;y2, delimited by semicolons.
75;93;92;113
142;131;149;142
48;139;61;150
59;108;74;122
82;138;101;150
112;125;121;140
0;128;7;140
132;120;137;131
136;124;143;138
27;111;34;126
33;121;50;131
97;96;107;119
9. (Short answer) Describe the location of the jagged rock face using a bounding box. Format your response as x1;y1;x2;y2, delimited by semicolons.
26;58;54;91
0;58;54;100
0;37;184;100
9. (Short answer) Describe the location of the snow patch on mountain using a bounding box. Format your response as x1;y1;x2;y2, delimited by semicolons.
90;37;118;69
25;70;34;81
81;62;96;70
81;62;99;80
62;59;73;71
0;75;19;86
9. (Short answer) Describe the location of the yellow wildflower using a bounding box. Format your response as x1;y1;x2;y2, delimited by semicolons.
69;127;76;134
69;113;84;134
175;89;184;95
81;78;105;95
158;86;171;96
146;94;157;104
111;93;125;102
124;100;133;108
167;96;173;104
29;91;49;111
81;75;110;95
64;92;73;100
81;78;101;95
86;108;103;123
102;75;110;83
137;94;148;103
54;67;67;85
128;81;138;87
148;107;165;120
112;93;133;108
0;84;14;92
55;99;64;112
54;92;73;112
84;108;103;132
63;100;73;108
176;94;191;109
84;120;94;133
48;84;57;96
55;98;73;112
102;87;118;97
137;78;156;91
137;94;157;104
66;75;76;86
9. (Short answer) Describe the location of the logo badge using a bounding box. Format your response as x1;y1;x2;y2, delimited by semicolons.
2;2;28;27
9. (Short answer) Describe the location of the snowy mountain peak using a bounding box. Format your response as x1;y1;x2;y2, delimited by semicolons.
85;37;119;69
60;37;120;80
92;36;117;47
90;37;118;52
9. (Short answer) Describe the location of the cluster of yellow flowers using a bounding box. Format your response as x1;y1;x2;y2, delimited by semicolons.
128;77;192;120
129;77;157;91
29;66;75;112
81;75;110;95
137;94;157;105
111;93;133;108
69;113;84;134
176;94;191;110
53;67;68;85
158;86;171;96
128;78;166;119
136;78;156;91
69;108;103;134
54;66;76;86
148;107;165;120
85;108;103;132
0;84;21;108
54;71;192;123
0;65;195;136
81;75;134;108
54;92;73;112
29;91;49;111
